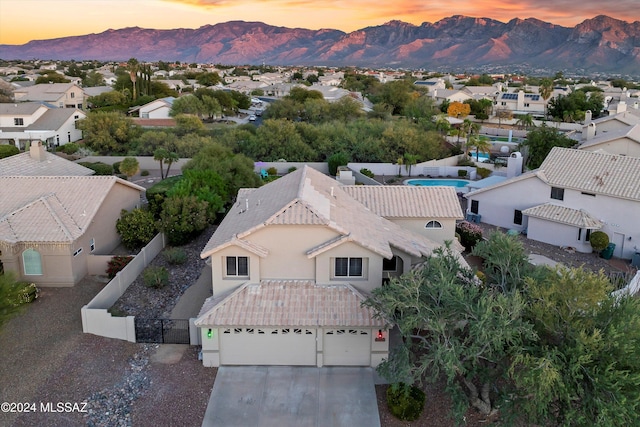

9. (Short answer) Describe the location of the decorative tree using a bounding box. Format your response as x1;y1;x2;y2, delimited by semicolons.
589;230;609;253
119;156;139;178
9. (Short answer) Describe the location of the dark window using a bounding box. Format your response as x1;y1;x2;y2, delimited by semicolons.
586;229;591;242
581;192;596;197
514;210;523;225
425;220;442;229
14;118;24;126
550;187;564;200
335;257;363;277
226;256;248;276
383;256;397;272
470;200;479;214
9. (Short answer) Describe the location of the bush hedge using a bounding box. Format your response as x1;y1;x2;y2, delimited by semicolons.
106;255;134;279
386;383;425;421
163;247;187;265
78;161;113;176
0;145;19;159
360;168;375;178
456;220;483;251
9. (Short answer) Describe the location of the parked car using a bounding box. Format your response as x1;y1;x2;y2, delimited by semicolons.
249;114;257;121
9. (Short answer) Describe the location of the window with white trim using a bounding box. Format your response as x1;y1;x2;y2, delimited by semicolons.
225;256;248;277
334;257;363;277
90;238;95;252
550;187;564;200
425;220;442;229
23;249;43;275
14;118;24;126
73;248;83;257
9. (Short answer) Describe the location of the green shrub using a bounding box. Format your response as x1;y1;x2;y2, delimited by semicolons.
288;166;297;173
456;220;483;251
328;152;349;176
267;166;278;176
0;145;19;159
106;255;134;279
457;169;468;177
457;156;475;167
143;266;169;289
360;168;375;178
112;161;122;174
476;167;492;179
590;231;609;253
386;383;425;421
163;247;187;265
158;195;209;246
59;143;79;155
140;170;150;176
146;175;183;219
78;161;113;175
115;208;158;250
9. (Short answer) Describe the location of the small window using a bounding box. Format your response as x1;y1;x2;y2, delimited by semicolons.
14;118;24;126
73;248;83;257
23;249;43;275
70;92;75;98
334;257;363;277
524;103;530;107
513;210;523;225
581;192;596;197
74;115;79;119
382;256;397;272
550;187;564;200
89;238;95;252
578;228;592;242
470;200;479;214
225;256;248;277
425;220;442;229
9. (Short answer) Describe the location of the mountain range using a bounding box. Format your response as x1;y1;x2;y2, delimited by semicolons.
1;15;639;74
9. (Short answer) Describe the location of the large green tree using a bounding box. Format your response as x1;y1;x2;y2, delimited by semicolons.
512;268;640;426
519;123;575;169
363;245;535;421
76;111;139;154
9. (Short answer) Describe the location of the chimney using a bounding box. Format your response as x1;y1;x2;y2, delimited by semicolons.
29;141;46;162
507;152;523;179
586;122;596;140
584;110;592;125
617;101;627;114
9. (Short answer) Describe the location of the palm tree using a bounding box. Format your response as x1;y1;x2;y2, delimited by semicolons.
467;136;492;162
434;114;451;136
127;58;139;101
154;148;168;179
515;114;534;130
396;156;404;176
404;153;418;177
539;78;553;120
164;151;180;178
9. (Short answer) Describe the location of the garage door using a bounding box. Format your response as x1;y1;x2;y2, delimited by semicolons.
323;329;371;366
220;327;316;365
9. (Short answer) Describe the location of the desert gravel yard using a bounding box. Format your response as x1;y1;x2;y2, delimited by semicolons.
0;276;215;427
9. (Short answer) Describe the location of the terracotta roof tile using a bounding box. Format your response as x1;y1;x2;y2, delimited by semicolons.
522;203;604;229
195;280;386;328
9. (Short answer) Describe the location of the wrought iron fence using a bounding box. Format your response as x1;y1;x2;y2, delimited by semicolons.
135;318;190;344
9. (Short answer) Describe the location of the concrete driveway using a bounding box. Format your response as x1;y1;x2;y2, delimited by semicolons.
201;366;380;427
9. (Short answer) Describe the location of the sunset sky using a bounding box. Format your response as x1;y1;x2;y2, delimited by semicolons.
1;0;639;45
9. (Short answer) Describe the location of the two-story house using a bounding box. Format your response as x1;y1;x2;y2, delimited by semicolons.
195;166;464;368
13;82;86;109
465;147;640;259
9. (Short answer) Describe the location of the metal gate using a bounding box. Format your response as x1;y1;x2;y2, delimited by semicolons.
135;318;190;344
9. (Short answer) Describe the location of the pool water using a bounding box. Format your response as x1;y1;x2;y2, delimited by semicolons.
405;179;471;188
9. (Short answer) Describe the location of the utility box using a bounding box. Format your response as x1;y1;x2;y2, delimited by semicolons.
632;252;640;268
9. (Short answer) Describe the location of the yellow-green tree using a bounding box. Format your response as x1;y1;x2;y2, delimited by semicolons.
447;101;471;118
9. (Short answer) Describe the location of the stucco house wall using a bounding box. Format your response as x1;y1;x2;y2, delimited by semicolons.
389;218;457;245
579;138;640;158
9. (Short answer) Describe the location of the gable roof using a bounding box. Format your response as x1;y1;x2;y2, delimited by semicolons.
24;108;84;131
194;280;386;328
539;147;640;201
13;83;83;101
522;203;604;229
466;148;640;201
0;176;143;244
0;102;45;116
579;124;640;149
341;185;463;219
0;151;94;176
200;166;441;260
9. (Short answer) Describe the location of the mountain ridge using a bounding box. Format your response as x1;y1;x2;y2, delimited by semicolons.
1;15;639;74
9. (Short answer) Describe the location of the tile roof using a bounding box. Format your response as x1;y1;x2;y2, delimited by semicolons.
194;280;386;328
13;83;81;101
201;166;441;260
522;203;604;229
0;152;94;176
466;148;640;201
0;176;143;244
341;185;463;219
539;147;640;201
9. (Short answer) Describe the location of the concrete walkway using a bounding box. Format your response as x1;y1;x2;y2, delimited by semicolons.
202;366;380;427
171;265;212;319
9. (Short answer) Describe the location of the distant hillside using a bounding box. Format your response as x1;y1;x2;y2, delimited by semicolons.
1;16;640;74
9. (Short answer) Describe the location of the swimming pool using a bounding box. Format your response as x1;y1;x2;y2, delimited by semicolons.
405;179;471;188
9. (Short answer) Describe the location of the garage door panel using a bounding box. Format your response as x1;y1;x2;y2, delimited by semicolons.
220;328;316;366
323;329;371;366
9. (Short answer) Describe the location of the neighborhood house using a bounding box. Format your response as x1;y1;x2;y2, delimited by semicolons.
195;166;464;367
